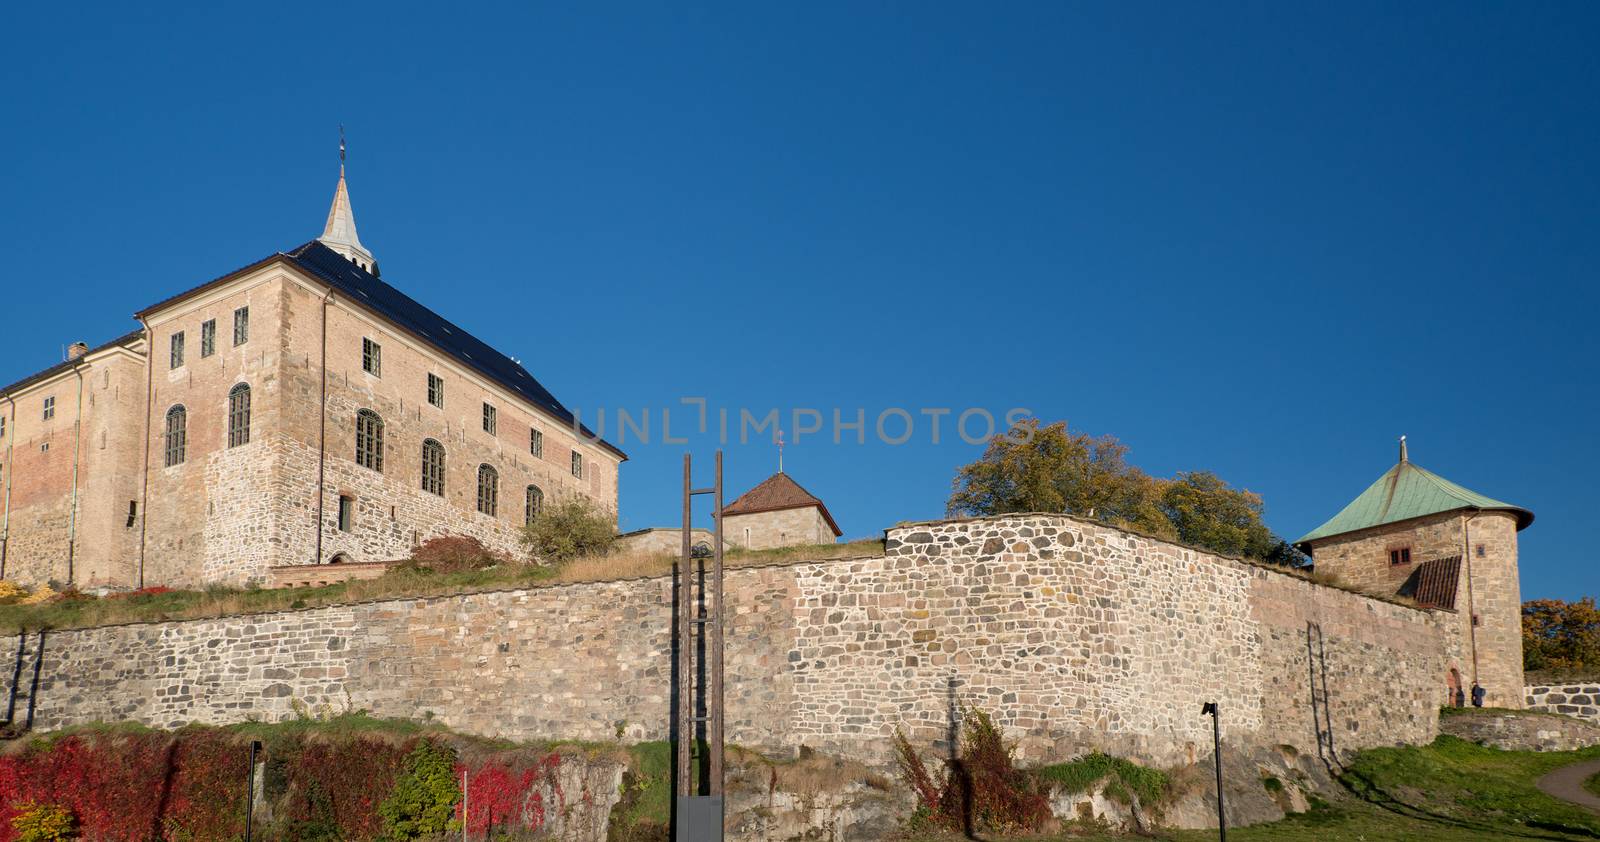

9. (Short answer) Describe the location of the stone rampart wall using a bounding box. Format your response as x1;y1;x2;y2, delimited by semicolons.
1527;684;1600;721
13;515;1448;769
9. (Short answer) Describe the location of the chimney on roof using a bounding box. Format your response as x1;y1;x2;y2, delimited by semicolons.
1399;435;1408;463
67;341;89;361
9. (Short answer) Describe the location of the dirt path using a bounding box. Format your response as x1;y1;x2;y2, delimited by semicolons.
1537;758;1600;813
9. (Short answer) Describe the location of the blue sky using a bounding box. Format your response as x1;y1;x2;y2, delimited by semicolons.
2;3;1595;599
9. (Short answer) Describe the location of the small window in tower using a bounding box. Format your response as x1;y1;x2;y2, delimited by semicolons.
200;320;216;358
1476;543;1486;558
126;501;138;528
1472;613;1482;627
0;415;6;437
338;495;355;532
170;331;185;369
233;306;250;346
362;337;381;376
42;396;54;420
482;403;497;435
1389;546;1412;566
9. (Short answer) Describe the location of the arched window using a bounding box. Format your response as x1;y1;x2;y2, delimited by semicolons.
355;409;384;471
163;405;187;466
227;383;251;447
421;439;446;496
524;484;544;525
477;464;498;516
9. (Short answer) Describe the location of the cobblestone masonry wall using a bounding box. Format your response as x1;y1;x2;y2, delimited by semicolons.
1527;685;1600;721
18;515;1448;768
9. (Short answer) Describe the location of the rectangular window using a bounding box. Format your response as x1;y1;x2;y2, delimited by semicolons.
0;415;5;437
427;373;444;408
233;306;250;346
338;495;354;532
126;501;138;528
362;337;381;376
1389;547;1412;566
571;450;583;479
42;396;55;420
530;428;543;458
170;331;185;369
200;320;216;358
482;403;497;434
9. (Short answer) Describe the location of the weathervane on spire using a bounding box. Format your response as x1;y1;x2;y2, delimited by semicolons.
777;429;785;474
339;125;346;166
1399;434;1408;463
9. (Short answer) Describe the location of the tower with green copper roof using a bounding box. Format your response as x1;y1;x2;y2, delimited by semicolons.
1297;438;1532;709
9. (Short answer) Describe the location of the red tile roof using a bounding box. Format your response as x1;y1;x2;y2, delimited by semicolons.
1404;555;1462;610
720;472;842;537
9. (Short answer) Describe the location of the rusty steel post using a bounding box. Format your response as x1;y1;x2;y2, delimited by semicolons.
677;454;694;798
708;450;725;796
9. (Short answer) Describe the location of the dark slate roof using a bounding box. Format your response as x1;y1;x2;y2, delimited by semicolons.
720;472;842;536
137;239;624;460
1401;555;1462;610
0;330;145;397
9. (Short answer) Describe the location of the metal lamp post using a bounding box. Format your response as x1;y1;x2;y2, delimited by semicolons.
1201;702;1225;841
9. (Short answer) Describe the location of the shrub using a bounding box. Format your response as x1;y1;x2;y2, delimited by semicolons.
1035;752;1169;806
520;497;617;564
379;740;461;839
0;581;27;605
407;535;505;574
890;706;1050;834
11;803;75;842
19;586;58;606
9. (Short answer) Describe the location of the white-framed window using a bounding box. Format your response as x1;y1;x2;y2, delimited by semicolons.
362;337;381;376
227;383;251;447
355;409;384;471
477;464;499;516
42;397;54;420
164;405;187;466
421;438;446;496
427;373;444;408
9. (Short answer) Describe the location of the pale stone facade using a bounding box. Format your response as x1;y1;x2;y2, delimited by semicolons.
1304;510;1524;708
724;506;836;550
19;514;1448;770
0;175;624;588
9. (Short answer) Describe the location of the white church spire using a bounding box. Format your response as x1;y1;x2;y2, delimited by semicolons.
318;127;377;272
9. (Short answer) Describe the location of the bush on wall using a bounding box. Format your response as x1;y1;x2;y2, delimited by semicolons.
378;740;461;839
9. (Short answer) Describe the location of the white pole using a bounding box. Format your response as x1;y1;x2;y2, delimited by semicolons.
462;768;469;842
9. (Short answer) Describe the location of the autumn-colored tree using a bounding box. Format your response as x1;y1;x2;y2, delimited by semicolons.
1523;598;1600;676
948;418;1304;565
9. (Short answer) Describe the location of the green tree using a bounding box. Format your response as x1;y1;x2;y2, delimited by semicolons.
947;419;1173;539
947;418;1303;565
520;496;618;563
379;740;460;840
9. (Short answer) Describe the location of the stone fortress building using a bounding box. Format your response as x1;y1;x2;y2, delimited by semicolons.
0;161;625;589
1294;437;1532;708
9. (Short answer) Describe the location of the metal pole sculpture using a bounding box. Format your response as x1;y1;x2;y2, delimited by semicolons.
245;740;262;842
675;452;726;842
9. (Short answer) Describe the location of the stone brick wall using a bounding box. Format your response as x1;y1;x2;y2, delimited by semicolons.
1527;684;1600;721
1442;709;1600;752
723;506;836;549
16;515;1450;771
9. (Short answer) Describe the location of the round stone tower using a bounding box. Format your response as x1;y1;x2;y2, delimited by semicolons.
1294;439;1533;708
